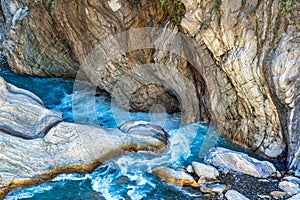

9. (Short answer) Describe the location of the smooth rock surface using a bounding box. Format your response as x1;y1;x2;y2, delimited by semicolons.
119;120;169;152
191;162;219;180
204;147;276;178
0;121;168;199
225;190;250;200
270;191;287;198
282;176;300;185
287;193;300;200
200;183;228;194
278;181;300;196
152;166;198;187
0;77;62;139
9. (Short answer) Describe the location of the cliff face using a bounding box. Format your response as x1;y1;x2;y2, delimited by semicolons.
180;0;299;171
0;0;299;171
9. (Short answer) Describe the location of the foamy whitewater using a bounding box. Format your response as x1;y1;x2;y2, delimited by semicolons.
1;69;227;200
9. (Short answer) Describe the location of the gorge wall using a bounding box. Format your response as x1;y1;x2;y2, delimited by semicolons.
0;0;299;172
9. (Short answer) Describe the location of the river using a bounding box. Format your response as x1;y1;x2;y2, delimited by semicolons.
0;68;282;200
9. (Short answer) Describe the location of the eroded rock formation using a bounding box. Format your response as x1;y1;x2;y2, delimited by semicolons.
0;0;299;172
0;121;168;198
180;0;299;171
0;77;62;139
0;77;169;198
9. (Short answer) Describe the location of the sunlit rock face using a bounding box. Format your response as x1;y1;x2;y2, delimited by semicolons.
180;0;299;170
0;0;299;171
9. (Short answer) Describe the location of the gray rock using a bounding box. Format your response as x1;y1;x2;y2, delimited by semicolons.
278;181;300;196
283;176;300;185
200;183;228;194
0;121;169;198
287;193;300;200
204;147;276;178
225;190;250;200
191;162;219;179
119;121;169;153
119;121;168;140
0;77;62;139
152;166;198;187
181;0;300;172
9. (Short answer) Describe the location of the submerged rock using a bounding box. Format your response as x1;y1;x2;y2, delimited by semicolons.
278;181;300;196
225;190;250;200
191;162;219;180
0;77;62;139
152;166;198;187
200;183;228;194
204;147;276;178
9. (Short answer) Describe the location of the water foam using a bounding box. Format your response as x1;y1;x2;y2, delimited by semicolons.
4;185;54;200
52;173;90;182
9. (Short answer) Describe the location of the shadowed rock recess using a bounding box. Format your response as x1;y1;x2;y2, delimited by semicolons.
0;0;299;184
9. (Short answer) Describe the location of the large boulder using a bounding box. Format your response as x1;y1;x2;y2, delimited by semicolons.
204;147;276;178
0;77;62;139
0;121;169;198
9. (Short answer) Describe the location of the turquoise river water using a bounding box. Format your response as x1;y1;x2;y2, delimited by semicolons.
0;68;282;200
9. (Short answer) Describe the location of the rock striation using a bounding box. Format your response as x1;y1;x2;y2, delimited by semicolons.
0;77;62;139
0;121;168;198
0;0;299;172
0;77;169;199
180;0;299;173
204;147;276;178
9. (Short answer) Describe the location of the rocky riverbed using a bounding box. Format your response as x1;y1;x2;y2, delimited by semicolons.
0;72;299;199
153;148;300;199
